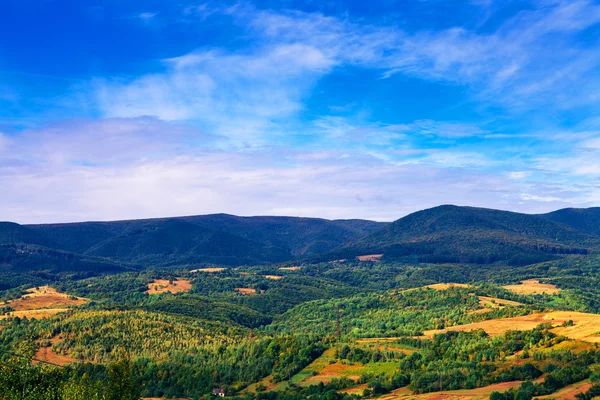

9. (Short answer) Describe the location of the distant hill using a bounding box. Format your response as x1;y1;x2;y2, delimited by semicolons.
16;214;385;266
2;206;600;269
0;222;56;248
179;214;385;257
83;219;291;266
541;208;600;237
329;205;600;265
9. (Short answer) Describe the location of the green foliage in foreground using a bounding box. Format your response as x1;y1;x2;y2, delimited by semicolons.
0;343;137;400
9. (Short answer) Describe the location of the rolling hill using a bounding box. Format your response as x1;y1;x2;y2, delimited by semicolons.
2;205;600;268
541;207;600;237
329;205;600;265
14;214;385;266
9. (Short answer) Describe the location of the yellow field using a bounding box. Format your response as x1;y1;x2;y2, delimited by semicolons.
0;308;71;320
7;286;86;311
502;279;560;295
146;279;192;294
190;267;226;273
264;275;283;280
0;286;86;321
427;283;471;290
421;311;600;342
279;266;302;271
235;287;257;295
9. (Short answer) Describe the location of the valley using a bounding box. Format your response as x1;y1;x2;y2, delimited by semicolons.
2;206;600;399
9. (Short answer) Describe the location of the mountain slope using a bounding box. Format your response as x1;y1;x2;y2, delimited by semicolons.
24;214;385;265
331;205;599;265
0;222;56;248
541;208;600;237
83;219;292;266
180;214;385;257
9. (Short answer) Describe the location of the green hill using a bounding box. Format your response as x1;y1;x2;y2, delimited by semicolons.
330;205;599;265
83;218;291;266
23;214;384;266
541;207;600;237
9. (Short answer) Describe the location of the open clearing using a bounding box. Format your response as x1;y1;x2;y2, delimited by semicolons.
190;267;226;273
375;380;527;400
279;266;302;271
146;279;192;295
235;288;257;295
0;308;71;320
6;286;86;311
357;254;383;262
35;345;79;365
0;286;86;320
421;311;600;342
264;275;283;280
502;279;560;295
472;296;523;313
537;379;592;399
427;283;471;290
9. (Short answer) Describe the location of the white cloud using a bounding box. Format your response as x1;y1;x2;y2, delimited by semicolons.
93;44;333;144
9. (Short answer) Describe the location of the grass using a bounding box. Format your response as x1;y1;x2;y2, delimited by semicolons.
146;279;192;294
422;311;600;343
502;279;560;295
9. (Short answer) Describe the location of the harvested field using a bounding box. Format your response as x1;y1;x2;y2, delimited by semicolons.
235;288;257;295
421;311;600;342
264;275;283;280
375;380;526;400
8;286;86;311
427;283;470;290
538;379;592;399
146;279;192;295
502;279;560;295
190;267;226;273
0;308;71;320
279;266;302;271
301;362;364;386
478;296;522;308
357;254;383;262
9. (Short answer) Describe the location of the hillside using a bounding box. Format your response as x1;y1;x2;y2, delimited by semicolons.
541;207;600;237
331;205;600;265
83;218;291;266
19;214;384;266
2;205;600;268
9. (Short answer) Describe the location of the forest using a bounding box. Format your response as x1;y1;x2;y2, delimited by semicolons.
0;254;600;399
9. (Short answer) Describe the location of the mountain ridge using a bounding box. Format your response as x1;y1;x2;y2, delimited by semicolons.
1;205;598;269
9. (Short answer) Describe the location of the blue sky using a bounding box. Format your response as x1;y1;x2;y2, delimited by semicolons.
1;0;600;223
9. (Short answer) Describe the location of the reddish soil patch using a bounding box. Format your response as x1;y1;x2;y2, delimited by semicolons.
378;380;525;400
538;380;592;399
35;346;79;365
357;254;383;262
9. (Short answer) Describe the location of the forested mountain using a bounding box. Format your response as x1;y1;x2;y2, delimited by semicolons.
17;214;384;266
330;205;600;265
1;205;600;269
541;207;600;237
